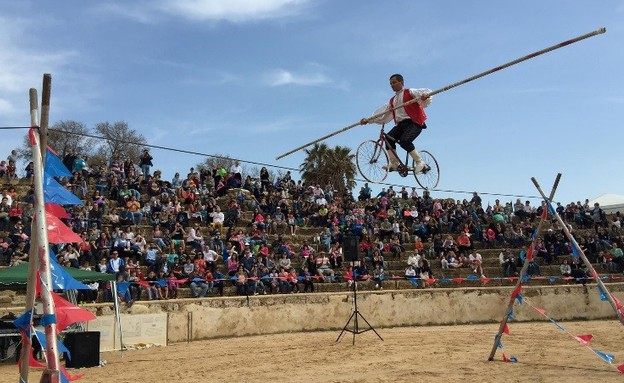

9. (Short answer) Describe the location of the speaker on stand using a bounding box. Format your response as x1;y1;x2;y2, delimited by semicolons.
343;235;360;263
64;331;100;368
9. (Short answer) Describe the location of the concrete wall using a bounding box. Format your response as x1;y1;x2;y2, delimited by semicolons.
158;284;624;343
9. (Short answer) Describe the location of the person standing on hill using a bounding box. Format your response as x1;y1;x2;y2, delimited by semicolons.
360;73;433;173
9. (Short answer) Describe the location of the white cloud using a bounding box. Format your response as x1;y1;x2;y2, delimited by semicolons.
0;17;81;123
263;63;348;89
93;0;312;24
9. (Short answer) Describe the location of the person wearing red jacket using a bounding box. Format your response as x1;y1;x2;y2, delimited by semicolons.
361;73;433;173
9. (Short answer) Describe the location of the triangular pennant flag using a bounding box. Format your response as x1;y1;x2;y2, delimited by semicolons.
46;212;83;244
60;365;84;381
535;307;547;315
482;278;491;284
507;310;513;321
45;203;71;219
49;252;91;290
17;334;47;371
593;349;615;364
611;294;623;310
617;364;624;373
51;291;97;332
439;278;451;283
571;245;580;259
43;173;84;205
503;323;510;335
541;206;548;220
548;277;558;283
13;310;33;330
516;294;523;304
510;284;523;299
466;275;479;280
452;278;463;283
531;229;537;240
575;334;593;346
502;353;517;363
598;285;608;301
33;329;70;357
45;148;73;177
549;318;565;331
502;353;510;362
526;246;534;261
546;201;556;216
521;274;529;283
409;278;419;288
426;278;436;285
509;356;518;363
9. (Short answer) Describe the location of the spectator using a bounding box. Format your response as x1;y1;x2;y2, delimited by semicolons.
139;149;153;178
468;249;485;278
499;248;516;277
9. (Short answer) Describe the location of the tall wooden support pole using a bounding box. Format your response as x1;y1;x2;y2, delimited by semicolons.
532;177;624;326
29;127;61;383
19;89;40;383
40;74;51;163
487;174;561;361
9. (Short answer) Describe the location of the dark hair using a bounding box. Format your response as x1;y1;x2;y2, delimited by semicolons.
389;73;404;83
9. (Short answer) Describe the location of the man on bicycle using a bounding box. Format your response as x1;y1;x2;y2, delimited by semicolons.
360;73;432;173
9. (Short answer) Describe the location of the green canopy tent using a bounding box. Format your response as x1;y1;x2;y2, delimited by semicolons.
0;262;115;286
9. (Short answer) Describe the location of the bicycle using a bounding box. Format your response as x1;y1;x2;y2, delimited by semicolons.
356;126;440;189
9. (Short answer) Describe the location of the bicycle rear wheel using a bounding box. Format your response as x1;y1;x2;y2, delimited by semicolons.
414;150;440;189
356;140;388;183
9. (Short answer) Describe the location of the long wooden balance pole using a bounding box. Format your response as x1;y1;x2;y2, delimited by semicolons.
276;27;606;160
487;174;561;362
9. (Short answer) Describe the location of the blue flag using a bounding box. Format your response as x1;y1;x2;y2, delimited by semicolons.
547;201;557;215
516;294;523;304
466;275;479;280
13;310;33;330
593;349;615;364
571;245;580;259
43;173;84;205
409;278;419;287
550;318;565;331
507;310;513;321
598;285;608;301
44;148;72;177
49;251;91;290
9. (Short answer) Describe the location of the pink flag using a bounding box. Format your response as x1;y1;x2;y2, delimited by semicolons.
51;291;97;332
502;353;510;362
45;203;71;219
46;212;82;244
574;334;593;345
510;284;523;299
534;307;547;315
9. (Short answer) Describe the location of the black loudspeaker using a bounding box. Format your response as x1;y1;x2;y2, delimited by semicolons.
64;331;100;368
343;236;360;262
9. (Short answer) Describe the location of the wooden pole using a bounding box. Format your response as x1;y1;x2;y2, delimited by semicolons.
29;128;61;383
40;74;51;163
487;174;561;361
531;177;624;326
276;27;606;160
19;89;40;383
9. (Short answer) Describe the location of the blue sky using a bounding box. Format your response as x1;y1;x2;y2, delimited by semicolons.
0;0;622;206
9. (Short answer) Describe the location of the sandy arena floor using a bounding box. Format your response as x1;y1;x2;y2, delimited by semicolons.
1;320;623;383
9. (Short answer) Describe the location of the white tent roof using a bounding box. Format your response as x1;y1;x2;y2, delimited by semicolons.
590;194;624;213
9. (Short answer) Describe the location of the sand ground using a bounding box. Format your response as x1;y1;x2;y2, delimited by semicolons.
1;320;623;383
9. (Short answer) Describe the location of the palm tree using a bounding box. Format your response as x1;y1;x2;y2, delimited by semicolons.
300;143;356;194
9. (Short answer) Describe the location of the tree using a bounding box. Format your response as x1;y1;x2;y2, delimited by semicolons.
94;121;147;162
300;143;356;194
19;120;96;160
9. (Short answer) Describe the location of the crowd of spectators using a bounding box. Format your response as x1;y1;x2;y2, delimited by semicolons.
1;147;623;304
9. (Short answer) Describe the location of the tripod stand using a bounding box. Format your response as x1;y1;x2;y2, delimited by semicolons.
336;279;383;344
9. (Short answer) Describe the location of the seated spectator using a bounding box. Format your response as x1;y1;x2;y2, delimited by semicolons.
499;248;516;277
560;259;572;278
468;249;485;278
373;264;385;289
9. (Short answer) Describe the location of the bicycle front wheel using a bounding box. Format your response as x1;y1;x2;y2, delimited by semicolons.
414;150;440;189
356;140;388;183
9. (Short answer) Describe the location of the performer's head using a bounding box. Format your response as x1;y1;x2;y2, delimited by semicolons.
389;73;404;91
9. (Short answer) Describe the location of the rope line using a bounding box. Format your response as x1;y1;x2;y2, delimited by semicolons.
0;126;541;199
